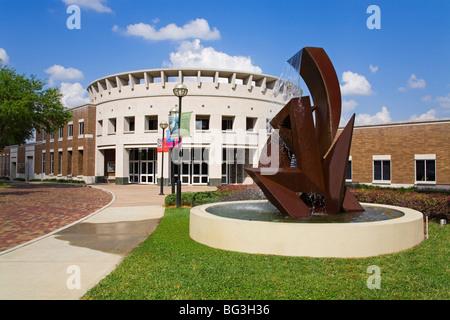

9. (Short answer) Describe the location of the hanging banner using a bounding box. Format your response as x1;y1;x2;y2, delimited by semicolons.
168;113;179;137
180;111;192;137
166;130;180;148
157;138;169;153
168;111;191;138
165;129;173;148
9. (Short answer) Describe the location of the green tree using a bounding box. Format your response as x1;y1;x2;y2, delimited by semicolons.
0;63;72;151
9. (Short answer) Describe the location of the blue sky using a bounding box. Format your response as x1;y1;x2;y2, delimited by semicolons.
0;0;449;125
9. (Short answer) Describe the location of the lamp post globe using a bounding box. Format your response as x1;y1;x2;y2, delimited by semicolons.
160;120;168;130
173;83;188;97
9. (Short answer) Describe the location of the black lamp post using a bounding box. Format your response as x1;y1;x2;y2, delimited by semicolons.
173;83;188;208
169;107;178;194
159;120;168;195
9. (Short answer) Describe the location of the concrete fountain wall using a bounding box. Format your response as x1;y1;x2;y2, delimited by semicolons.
189;200;425;258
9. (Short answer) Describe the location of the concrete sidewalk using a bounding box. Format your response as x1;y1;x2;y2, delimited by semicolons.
0;184;215;300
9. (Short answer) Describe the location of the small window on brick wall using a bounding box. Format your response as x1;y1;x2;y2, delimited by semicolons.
345;156;352;181
373;155;391;183
415;154;436;184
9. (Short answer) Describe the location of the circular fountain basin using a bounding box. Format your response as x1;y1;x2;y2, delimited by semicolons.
189;200;425;258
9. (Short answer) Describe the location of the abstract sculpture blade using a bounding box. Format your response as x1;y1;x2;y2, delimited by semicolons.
245;47;364;217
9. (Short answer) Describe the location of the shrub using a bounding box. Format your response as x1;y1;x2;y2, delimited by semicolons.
42;178;86;184
350;188;449;221
164;191;220;207
164;184;264;207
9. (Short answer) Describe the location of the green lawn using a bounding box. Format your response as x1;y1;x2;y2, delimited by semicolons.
84;207;449;300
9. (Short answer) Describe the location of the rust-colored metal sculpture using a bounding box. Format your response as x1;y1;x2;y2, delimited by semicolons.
245;47;364;217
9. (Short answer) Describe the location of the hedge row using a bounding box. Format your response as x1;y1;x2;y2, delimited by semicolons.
350;188;449;221
164;184;449;221
164;191;220;207
163;184;265;207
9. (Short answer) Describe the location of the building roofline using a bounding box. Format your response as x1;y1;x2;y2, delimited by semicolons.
87;67;280;89
68;103;95;111
350;117;450;129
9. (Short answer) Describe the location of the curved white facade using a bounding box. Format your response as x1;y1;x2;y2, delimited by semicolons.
88;68;286;185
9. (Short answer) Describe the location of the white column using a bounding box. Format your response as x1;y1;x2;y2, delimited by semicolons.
115;144;129;184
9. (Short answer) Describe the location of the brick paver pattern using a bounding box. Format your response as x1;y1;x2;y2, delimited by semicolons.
0;183;113;252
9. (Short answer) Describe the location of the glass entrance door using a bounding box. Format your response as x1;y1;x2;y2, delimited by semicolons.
129;161;139;183
128;148;157;184
140;160;156;184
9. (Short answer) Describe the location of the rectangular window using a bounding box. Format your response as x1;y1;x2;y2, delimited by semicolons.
50;152;54;174
79;121;84;136
108;118;116;134
415;155;436;183
96;120;102;136
42;130;47;142
78;150;84;176
346;159;352;181
222;116;234;131
125;116;135;132
59;127;64;140
246;117;257;132
146;115;158;131
68;124;73;137
373;156;391;182
195;115;210;130
58;151;63;175
50;132;54;141
42;152;46;173
67;150;72;176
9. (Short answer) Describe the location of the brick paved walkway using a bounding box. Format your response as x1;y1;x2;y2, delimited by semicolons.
0;183;113;252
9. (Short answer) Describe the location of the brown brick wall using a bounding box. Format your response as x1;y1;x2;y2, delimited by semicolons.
34;104;96;179
348;121;450;185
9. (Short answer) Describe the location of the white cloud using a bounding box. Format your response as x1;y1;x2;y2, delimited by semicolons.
120;18;220;41
339;99;359;127
340;71;374;96
60;82;89;108
164;39;262;73
355;106;391;125
408;74;426;89
399;74;426;91
421;95;432;104
44;64;84;86
0;48;9;65
62;0;112;13
435;93;450;110
369;64;378;73
342;99;358;113
409;109;437;121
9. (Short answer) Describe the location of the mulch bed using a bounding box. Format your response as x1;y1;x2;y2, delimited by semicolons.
0;183;113;252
